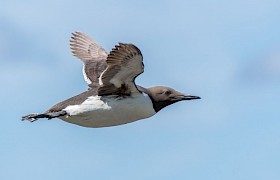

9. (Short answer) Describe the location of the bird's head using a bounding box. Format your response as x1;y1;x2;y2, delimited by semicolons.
147;86;200;112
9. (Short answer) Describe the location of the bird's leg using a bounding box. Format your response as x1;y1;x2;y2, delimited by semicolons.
22;111;67;122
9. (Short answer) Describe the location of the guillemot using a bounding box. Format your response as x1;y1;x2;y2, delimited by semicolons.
22;32;200;128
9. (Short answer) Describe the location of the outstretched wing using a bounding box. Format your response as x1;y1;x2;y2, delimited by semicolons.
70;32;108;88
98;43;144;96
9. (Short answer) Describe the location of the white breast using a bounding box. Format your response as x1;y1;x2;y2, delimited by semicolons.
60;94;156;127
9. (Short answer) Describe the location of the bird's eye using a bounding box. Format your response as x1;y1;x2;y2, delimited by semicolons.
164;90;171;95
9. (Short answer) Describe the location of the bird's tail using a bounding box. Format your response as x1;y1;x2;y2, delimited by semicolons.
22;111;67;122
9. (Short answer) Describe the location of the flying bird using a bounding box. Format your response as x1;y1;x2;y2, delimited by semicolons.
22;32;200;128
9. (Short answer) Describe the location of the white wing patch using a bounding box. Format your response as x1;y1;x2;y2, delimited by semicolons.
98;66;108;86
82;64;92;84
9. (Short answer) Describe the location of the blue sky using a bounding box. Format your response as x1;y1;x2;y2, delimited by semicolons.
1;0;280;179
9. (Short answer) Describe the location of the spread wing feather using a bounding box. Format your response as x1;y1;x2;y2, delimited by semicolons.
70;32;108;88
98;43;144;96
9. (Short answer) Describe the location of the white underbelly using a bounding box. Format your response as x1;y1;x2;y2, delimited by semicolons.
59;94;156;128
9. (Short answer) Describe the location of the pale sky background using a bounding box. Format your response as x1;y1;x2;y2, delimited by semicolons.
1;0;280;180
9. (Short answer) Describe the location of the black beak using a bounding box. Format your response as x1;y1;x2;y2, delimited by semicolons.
173;94;201;101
